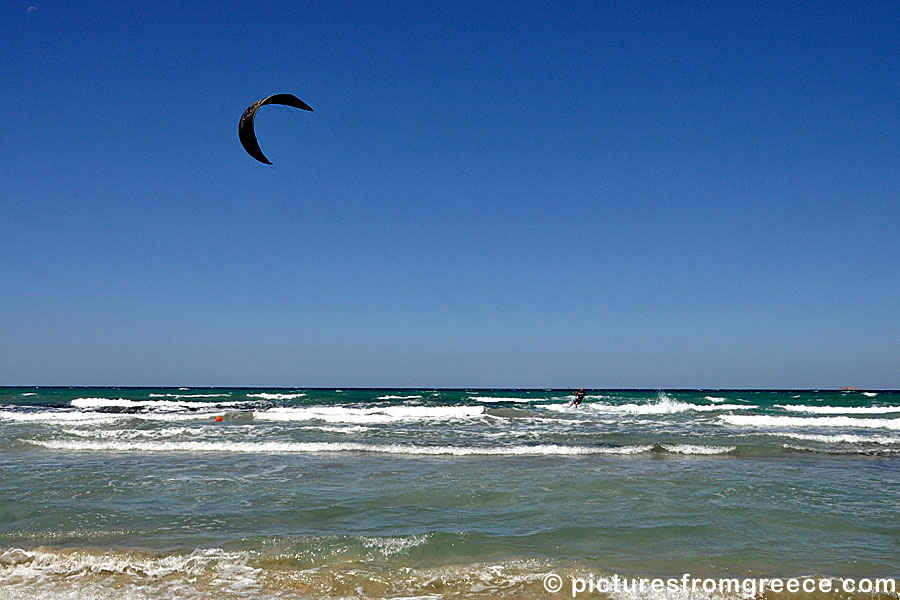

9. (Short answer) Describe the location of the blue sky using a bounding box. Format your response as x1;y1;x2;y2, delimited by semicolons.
3;1;898;388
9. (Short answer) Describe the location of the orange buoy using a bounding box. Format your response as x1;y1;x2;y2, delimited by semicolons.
215;416;223;422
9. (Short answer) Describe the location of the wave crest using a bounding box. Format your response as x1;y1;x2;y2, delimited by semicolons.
253;405;485;424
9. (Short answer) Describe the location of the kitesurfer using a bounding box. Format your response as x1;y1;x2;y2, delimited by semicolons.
570;388;586;408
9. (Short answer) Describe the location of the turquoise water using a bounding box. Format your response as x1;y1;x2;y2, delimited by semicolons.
1;388;899;598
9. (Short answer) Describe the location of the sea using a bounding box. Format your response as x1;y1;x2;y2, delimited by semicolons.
1;388;899;599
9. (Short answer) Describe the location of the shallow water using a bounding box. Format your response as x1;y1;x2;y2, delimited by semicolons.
1;388;899;598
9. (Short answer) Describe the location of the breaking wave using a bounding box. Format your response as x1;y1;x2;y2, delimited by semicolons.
253;405;486;424
31;439;656;456
539;396;750;415
721;414;900;430
245;393;307;400
775;404;900;414
776;432;900;445
470;396;537;403
71;397;247;410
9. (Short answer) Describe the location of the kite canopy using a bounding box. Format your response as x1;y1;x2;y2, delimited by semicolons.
238;94;313;165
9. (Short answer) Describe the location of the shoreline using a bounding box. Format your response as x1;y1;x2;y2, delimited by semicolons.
3;544;899;600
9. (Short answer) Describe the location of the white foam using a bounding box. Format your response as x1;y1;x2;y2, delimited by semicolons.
661;444;735;455
31;439;655;456
863;391;878;397
0;410;120;424
776;404;900;414
298;425;373;434
70;397;138;407
0;547;262;597
720;414;900;430
0;548;34;565
615;402;748;414
783;443;900;455
703;396;728;403
777;432;900;445
0;547;561;600
376;395;423;400
253;405;485;424
127;411;224;422
148;393;232;399
246;392;307;400
60;426;209;440
71;397;246;410
0;409;224;424
469;396;535;403
539;399;750;415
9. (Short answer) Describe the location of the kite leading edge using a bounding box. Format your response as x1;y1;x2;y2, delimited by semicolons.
238;94;313;165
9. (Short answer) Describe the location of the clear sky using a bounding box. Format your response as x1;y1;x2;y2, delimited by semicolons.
3;1;898;388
